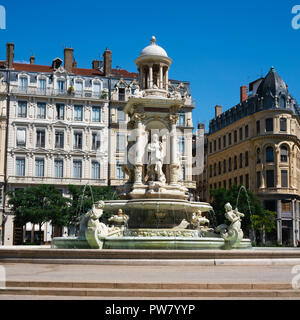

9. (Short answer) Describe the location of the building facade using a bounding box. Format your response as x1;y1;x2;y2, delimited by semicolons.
207;67;300;246
0;39;195;245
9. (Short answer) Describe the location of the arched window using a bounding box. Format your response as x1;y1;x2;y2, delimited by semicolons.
280;146;288;162
266;146;274;163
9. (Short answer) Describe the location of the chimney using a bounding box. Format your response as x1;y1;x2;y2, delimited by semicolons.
100;61;104;70
240;85;248;103
73;60;77;68
30;56;35;65
103;48;112;76
64;47;74;73
198;123;205;130
92;59;100;70
6;43;15;69
215;105;222;118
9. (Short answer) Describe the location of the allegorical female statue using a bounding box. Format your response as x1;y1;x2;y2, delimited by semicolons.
146;133;166;183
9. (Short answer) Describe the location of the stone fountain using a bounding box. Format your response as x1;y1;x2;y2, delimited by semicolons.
52;37;251;250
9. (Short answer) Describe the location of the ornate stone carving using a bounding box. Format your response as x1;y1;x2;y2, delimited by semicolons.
216;203;245;249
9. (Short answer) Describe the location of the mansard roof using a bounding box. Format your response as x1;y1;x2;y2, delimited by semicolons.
209;67;300;135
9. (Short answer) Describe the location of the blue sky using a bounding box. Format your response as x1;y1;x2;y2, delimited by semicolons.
0;0;300;130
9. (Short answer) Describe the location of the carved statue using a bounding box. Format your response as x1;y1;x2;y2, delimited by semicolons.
172;219;190;230
215;203;245;249
108;209;129;229
146;133;166;184
84;201;122;249
191;210;210;229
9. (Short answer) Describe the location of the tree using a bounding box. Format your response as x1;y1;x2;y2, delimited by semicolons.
252;210;277;245
210;185;264;237
65;185;119;226
7;185;69;244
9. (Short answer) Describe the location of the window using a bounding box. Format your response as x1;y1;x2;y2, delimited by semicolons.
234;156;237;170
118;88;125;101
209;142;212;154
37;102;46;119
281;200;291;212
245;151;249;167
117;107;125;122
234;130;237;143
117;133;126;152
228;133;232;145
223;135;226;148
16;128;26;146
74;105;83;121
18;101;27;118
245;174;249;189
223;159;226;173
56;104;64;120
229;179;232;187
240;175;243;185
93;82;101;97
281;170;288;188
245;125;249;138
74;132;83;150
280;118;287;132
54;159;63;178
234;177;238;185
214;183;217;189
178;136;185;155
239;153;243;168
219;181;222;189
55;131;64;149
38;79;46;93
19;76;28;91
214;163;216;176
223;180;227;189
177;112;185;126
256;120;260;135
265;118;273;132
214;140;216;152
91;161;100;179
92;106;101;122
266;146;274;163
239;128;243;141
218;161;221;175
57;80;65;92
218;138;221;150
75;80;83;95
116;162;125;179
36;129;45;148
266;170;275;188
73;160;82;178
92;132;101;150
229;157;232;172
209;165;212;178
257;171;261;188
280;146;288;162
16;158;25;176
35;159;45;177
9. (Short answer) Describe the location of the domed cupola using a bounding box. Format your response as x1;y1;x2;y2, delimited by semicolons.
257;67;288;98
135;36;172;92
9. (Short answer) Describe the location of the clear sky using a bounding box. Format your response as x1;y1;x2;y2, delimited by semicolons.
0;0;299;130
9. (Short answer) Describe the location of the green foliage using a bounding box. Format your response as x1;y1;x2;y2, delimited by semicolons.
65;185;119;225
210;185;264;234
7;185;69;228
252;210;277;233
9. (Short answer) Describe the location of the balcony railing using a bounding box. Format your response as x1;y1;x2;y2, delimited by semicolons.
10;87;108;100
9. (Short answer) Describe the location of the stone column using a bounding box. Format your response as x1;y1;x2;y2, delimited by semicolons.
159;65;163;89
133;113;145;184
292;199;297;247
169;114;179;185
277;200;282;245
149;65;153;89
165;70;169;90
